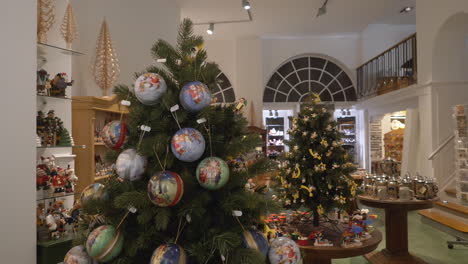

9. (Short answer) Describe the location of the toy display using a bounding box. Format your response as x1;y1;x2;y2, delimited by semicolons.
171;128;205;162
147;171;184;207
38;200;80;241
240;230;269;257
37;69;50;95
49;72;74;97
309;230;333;247
196;157;229;190
36;156;76;198
37;110;65;146
86;225;124;262
268;237;301;264
179;81;211;112
116;148;147;181
95;154;114;177
134;73;167;105
100;120;128;150
150;243;186;264
64;245;97;264
341;209;377;248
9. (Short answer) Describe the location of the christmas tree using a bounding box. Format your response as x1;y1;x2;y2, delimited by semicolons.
58;128;72;146
76;19;275;264
278;94;357;227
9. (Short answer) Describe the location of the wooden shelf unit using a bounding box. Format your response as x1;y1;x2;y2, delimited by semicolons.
72;95;128;193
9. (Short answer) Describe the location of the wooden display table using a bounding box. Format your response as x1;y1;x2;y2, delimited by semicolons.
358;195;437;264
300;230;382;264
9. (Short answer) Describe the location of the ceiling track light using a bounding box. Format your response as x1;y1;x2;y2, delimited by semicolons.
316;0;328;18
400;6;414;13
207;23;214;35
242;0;251;10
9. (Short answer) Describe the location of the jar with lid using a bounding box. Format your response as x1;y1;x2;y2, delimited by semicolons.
364;174;373;196
387;177;399;199
376;178;388;200
425;177;438;199
415;176;428;200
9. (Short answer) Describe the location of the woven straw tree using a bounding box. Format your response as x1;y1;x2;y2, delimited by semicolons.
37;0;55;43
90;18;120;96
60;2;78;49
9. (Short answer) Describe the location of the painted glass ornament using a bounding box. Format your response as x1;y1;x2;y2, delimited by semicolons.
179;81;211;112
116;149;147;181
86;225;124;263
241;230;269;256
147;171;184;207
80;183;107;206
100;120;128;150
268;237;301;264
150;243;186;264
196;157;229;190
171;128;205;162
64;245;97;264
134;73;167;105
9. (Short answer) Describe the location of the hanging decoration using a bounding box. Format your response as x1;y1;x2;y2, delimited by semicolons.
91;18;120;96
134;73;167;105
170;128;205;162
150;243;186;264
196;157;229;190
37;0;55;43
60;2;78;49
147;171;184;207
86;225;124;262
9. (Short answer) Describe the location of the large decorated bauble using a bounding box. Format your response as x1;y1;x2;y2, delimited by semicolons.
196;157;229;190
179;81;211;112
80;183;107;206
241;230;269;257
268;237;301;264
134;73;167;105
171;128;205;162
100;120;128;150
64;245;97;264
116;149;147;181
150;243;186;264
147;171;184;207
86;225;124;263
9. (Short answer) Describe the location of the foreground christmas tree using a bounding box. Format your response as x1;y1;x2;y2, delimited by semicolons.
74;19;275;264
278;94;357;227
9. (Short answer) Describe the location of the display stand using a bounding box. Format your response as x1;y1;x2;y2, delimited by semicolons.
358;195;437;264
300;230;382;264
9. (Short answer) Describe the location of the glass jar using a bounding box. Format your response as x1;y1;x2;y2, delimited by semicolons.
387;177;399;200
376;178;388;200
415;177;428;200
425;177;438;199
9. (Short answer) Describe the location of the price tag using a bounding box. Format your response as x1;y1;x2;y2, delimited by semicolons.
140;125;151;132
220;255;226;261
197;118;207;124
186;214;192;223
156;58;167;63
170;104;180;112
232;210;242;217
121;100;131;106
128;206;137;214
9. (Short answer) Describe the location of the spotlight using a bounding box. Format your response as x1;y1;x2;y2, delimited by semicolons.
207;23;214;35
400;6;413;13
275;110;279;117
316;0;328;17
242;0;251;10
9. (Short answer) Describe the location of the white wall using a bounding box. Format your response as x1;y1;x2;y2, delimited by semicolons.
72;0;180;96
360;24;416;64
0;0;36;263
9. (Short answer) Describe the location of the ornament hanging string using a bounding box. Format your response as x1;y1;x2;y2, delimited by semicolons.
116;211;130;230
234;215;246;232
137;125;150;150
152;144;168;171
119;94;130;122
164;101;182;130
202;123;213;157
174;216;187;244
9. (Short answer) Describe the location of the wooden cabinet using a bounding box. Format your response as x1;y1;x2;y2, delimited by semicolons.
72;96;128;193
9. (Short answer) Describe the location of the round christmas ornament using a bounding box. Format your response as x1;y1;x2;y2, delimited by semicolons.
100;120;128;150
150;243;186;264
179;81;211;112
134;73;167;105
196;157;229;190
80;183;107;206
116;149;147;181
86;225;124;263
268;237;301;264
171;128;205;162
147;171;184;207
241;230;269;257
64;245;97;264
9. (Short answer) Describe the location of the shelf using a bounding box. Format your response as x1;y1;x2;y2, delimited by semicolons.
36;192;74;202
92;107;128;114
266;125;284;127
37;145;86;149
268;135;285;137
95;174;113;181
37;235;74;247
37;42;84;56
52;154;76;159
94;142;106;146
37;95;78;101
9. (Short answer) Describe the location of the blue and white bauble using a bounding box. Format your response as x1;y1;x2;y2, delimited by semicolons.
171;128;205;162
179;81;211;112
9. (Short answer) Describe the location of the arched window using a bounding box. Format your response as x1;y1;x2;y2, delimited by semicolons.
263;55;356;102
213;71;236;103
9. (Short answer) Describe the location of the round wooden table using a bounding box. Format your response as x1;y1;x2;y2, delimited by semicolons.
300;230;382;264
358;195;437;264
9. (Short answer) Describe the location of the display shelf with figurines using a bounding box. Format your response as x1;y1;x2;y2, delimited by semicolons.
454;104;468;205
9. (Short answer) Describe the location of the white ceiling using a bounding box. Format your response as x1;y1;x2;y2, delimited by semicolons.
177;0;416;38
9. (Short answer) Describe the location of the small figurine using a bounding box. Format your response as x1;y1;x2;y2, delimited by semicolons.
235;97;247;114
65;165;78;193
244;178;256;192
37;69;50;95
45;208;59;239
49;72;73;97
51;167;67;194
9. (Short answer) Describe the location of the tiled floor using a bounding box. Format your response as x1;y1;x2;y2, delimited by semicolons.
333;208;467;264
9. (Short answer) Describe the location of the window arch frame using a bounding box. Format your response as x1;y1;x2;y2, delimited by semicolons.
213;71;236;103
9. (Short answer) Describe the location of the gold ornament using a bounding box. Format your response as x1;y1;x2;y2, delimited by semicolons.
37;0;55;43
90;18;120;96
60;2;78;49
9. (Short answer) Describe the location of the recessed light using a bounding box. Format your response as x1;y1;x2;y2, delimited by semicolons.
400;6;413;13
